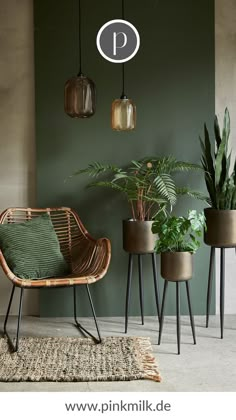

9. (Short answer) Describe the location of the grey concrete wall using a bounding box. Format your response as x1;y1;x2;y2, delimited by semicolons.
215;0;236;313
0;0;38;315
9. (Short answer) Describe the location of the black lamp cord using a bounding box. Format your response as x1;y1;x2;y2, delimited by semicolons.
121;0;127;99
78;0;82;75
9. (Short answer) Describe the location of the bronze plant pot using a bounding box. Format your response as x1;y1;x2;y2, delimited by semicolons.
123;219;158;254
161;252;193;281
204;208;236;247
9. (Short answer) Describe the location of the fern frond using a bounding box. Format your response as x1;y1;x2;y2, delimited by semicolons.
176;187;208;202
72;162;122;178
153;174;177;205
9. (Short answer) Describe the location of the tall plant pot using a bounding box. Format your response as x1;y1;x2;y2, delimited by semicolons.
204;208;236;247
123;219;157;254
161;252;193;281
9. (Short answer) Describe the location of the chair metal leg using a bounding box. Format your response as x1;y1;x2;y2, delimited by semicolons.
158;280;168;345
185;281;196;344
151;253;160;322
138;254;144;325
220;248;225;339
176;282;181;355
4;285;24;352
125;254;133;333
73;284;101;344
206;247;215;328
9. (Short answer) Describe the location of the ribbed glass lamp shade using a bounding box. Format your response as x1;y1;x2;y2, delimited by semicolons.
64;73;96;118
111;98;136;131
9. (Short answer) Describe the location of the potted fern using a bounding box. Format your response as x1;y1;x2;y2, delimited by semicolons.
200;108;236;246
152;210;206;280
71;156;204;253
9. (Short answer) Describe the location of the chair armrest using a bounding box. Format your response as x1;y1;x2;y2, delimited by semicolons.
71;236;111;280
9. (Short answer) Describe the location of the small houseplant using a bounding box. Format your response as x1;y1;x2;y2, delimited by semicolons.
152;210;206;280
200;108;236;246
71;156;204;253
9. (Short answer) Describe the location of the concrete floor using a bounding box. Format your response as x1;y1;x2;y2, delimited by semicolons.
0;315;236;392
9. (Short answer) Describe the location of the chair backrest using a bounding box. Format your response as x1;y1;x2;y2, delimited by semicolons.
0;207;90;269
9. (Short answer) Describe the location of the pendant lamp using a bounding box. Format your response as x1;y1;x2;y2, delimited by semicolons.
111;0;136;131
64;0;96;118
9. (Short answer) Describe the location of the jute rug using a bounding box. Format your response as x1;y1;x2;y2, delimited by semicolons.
0;336;161;382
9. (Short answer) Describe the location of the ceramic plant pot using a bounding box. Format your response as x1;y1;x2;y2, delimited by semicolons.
122;219;157;254
204;208;236;247
161;251;193;281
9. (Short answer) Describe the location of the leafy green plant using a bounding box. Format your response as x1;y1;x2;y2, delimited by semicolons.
200;108;236;209
71;156;205;220
152;210;206;253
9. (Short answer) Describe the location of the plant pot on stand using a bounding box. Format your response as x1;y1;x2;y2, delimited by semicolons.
123;219;160;332
199;108;236;338
204;208;236;338
152;210;205;354
158;251;196;355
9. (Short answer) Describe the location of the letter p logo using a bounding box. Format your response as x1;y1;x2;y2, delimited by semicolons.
113;32;127;56
97;19;140;63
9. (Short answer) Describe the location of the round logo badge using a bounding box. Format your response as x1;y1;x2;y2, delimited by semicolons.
96;19;140;63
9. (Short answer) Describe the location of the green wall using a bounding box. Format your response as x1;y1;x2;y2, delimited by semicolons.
34;0;215;317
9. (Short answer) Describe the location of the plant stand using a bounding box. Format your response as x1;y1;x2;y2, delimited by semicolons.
206;246;230;339
158;279;196;355
124;253;160;333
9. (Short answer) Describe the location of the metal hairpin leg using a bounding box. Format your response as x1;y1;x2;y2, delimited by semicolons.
186;281;196;344
73;284;101;344
4;285;24;352
206;246;215;328
176;282;181;355
125;252;160;333
138;255;144;325
159;280;195;354
220;248;225;339
151;253;160;322
158;280;168;345
125;254;133;333
206;246;225;338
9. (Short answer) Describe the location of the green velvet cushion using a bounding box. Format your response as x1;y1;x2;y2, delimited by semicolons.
0;214;69;279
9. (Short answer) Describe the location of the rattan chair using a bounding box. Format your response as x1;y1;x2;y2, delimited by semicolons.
0;207;111;352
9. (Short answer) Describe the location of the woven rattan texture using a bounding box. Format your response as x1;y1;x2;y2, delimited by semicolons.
0;336;161;382
0;207;111;287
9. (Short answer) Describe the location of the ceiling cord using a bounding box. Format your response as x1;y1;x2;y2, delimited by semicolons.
78;0;82;75
121;0;126;98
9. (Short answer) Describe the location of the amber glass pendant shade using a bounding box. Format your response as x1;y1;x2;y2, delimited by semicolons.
111;97;136;131
64;73;96;118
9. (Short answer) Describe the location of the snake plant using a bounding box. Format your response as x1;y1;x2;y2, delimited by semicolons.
200;108;236;209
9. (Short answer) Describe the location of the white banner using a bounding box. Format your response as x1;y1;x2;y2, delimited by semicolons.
0;392;235;420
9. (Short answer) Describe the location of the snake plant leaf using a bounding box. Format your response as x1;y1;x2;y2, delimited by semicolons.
214;115;222;149
219;153;227;189
233;160;236;186
222;108;230;150
199;136;205;154
203;125;215;181
226;151;232;180
215;136;226;186
204;173;216;207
